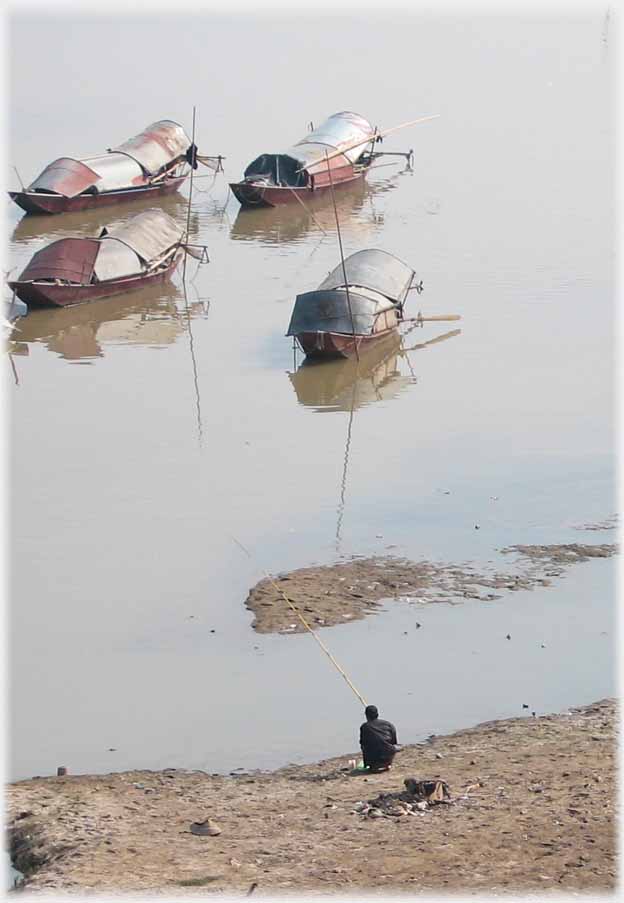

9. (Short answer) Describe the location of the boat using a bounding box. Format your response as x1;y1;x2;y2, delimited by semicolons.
8;209;189;308
286;248;419;359
9;120;221;215
229;110;433;209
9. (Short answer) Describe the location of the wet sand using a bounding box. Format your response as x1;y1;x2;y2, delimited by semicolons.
246;543;617;634
8;699;615;895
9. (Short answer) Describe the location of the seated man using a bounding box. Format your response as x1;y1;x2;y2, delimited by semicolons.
359;704;399;772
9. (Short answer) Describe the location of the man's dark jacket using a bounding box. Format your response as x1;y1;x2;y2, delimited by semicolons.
359;717;397;767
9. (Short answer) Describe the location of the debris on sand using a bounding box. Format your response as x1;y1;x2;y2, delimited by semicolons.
245;543;617;634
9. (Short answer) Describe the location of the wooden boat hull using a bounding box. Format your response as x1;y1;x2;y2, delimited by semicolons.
9;251;183;308
8;175;187;215
229;171;366;209
296;327;397;360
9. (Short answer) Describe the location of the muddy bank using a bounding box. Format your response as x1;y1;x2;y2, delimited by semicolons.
7;699;615;895
245;543;617;634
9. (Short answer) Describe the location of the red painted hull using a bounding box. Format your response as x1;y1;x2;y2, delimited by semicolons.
297;327;397;360
9;251;183;308
9;176;187;215
229;171;366;209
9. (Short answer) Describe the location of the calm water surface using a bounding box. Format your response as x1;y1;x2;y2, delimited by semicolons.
7;13;614;780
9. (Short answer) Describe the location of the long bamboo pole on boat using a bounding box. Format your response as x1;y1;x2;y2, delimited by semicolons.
183;106;197;281
297;113;440;173
325;151;359;363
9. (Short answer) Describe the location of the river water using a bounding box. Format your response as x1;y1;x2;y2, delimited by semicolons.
6;12;614;781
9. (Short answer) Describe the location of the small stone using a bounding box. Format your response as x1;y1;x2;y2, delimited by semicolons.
190;818;222;837
474;524;480;530
435;752;443;759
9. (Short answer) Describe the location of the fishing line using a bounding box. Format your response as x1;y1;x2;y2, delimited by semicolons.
325;151;359;362
231;535;367;707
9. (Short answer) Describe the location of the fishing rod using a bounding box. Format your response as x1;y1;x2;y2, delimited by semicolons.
296;113;440;174
231;535;367;707
325;150;360;362
183;105;197;282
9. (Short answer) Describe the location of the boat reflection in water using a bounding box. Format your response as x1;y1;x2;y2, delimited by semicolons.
10;193;189;247
289;331;409;412
8;280;207;363
230;179;383;246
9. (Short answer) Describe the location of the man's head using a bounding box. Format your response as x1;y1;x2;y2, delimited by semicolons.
365;705;378;721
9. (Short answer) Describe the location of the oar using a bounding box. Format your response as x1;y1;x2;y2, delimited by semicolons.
296;113;440;173
402;314;461;323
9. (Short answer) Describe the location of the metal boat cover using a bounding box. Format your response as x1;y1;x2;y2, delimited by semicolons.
318;249;415;303
287;289;389;337
243;111;374;185
82;153;146;193
27;158;101;198
17;238;101;284
290;111;375;170
93;239;143;282
99;209;183;263
112;120;191;175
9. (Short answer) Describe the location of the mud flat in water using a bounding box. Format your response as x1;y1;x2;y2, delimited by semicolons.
7;699;615;895
245;543;617;634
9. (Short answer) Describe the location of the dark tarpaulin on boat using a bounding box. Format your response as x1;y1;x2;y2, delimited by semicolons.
318;249;415;303
287;289;384;337
17;238;101;284
27;158;101;198
243;154;307;187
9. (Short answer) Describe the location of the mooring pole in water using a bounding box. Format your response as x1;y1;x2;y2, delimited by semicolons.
231;535;367;706
183;105;197;282
325;151;359;362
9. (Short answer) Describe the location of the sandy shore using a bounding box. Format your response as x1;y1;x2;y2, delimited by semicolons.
8;698;616;896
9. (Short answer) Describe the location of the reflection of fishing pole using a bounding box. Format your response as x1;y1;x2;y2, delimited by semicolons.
231;535;367;706
335;361;358;554
181;278;204;449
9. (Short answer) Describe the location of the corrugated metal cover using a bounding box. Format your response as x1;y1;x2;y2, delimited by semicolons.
82;153;146;192
28;158;101;198
318;249;415;303
18;238;100;284
287;289;381;337
113;120;191;175
292;111;374;169
94;239;143;282
102;209;183;262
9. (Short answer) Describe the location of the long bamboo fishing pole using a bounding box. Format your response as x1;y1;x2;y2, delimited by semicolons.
231;536;367;707
325;151;359;363
297;113;440;174
183;106;197;282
